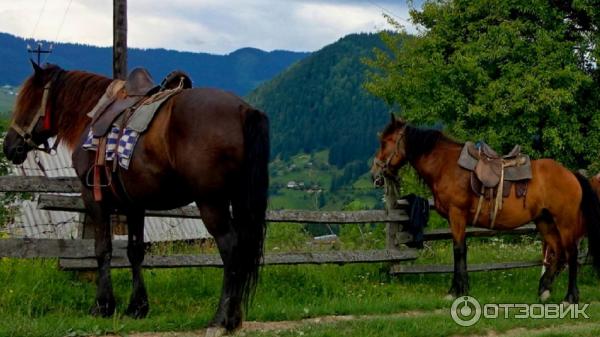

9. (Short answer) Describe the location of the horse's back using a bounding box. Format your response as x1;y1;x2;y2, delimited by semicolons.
528;158;582;213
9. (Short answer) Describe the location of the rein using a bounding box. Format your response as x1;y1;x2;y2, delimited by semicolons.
10;71;63;155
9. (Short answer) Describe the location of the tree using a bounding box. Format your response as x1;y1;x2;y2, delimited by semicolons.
366;1;600;170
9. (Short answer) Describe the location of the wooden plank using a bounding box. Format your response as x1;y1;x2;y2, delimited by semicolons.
418;225;538;242
37;195;410;223
0;176;81;193
59;249;418;270
389;260;543;274
0;238;127;258
393;225;538;244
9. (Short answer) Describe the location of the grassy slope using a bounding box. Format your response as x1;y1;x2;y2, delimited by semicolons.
269;150;380;212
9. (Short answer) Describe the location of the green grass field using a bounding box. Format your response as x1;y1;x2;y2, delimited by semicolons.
1;232;600;337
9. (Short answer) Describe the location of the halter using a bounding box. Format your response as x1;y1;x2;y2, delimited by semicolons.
10;71;62;154
373;126;406;175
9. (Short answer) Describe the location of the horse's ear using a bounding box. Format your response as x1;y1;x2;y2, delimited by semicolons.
390;113;396;124
30;59;43;77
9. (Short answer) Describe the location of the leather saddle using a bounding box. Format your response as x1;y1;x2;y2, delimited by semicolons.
89;68;193;138
91;68;158;137
459;141;532;190
466;142;526;188
458;141;532;227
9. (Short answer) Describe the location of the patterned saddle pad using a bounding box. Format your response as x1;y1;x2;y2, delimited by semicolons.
83;125;139;169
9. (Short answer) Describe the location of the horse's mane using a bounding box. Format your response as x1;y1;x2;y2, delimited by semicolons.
383;121;460;162
53;70;111;148
16;65;111;149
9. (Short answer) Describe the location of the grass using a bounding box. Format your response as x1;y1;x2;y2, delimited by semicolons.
2;234;600;337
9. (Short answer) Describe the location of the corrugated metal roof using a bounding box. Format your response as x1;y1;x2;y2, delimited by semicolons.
8;140;210;241
13;142;76;178
8;200;80;239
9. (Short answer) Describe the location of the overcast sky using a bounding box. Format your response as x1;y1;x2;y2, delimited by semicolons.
0;0;418;54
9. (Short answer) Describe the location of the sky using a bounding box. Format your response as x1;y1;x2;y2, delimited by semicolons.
0;0;418;55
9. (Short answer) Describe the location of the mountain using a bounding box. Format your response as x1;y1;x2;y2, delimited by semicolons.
0;32;309;96
247;33;394;168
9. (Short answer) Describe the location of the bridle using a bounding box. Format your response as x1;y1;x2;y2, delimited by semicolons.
373;126;406;176
10;71;62;154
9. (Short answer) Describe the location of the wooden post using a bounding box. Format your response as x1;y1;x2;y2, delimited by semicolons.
385;197;406;251
113;0;127;79
386;222;402;251
77;214;97;282
112;0;129;237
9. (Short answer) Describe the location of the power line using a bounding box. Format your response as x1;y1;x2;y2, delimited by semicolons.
54;0;74;43
367;0;412;26
29;0;49;40
45;0;75;64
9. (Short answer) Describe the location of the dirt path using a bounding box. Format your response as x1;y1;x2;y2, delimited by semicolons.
105;309;597;337
105;309;444;337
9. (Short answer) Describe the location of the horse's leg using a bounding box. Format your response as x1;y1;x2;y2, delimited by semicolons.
536;220;563;302
564;243;580;304
557;220;580;304
199;201;243;331
84;193;115;317
125;209;149;318
448;208;469;298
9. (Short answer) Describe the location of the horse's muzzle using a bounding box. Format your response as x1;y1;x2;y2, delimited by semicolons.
3;129;30;165
372;173;385;188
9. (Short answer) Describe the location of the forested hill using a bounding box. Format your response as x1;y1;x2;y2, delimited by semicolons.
247;33;395;168
0;32;309;95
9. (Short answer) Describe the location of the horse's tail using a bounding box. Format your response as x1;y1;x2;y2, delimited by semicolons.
231;108;269;308
575;172;600;275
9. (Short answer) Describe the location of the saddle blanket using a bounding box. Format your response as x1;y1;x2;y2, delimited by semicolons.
83;125;139;169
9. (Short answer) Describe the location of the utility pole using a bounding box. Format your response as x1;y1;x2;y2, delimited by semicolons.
27;42;52;65
113;0;127;79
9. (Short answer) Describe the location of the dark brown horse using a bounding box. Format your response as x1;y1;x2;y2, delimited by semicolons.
3;63;269;331
371;116;600;303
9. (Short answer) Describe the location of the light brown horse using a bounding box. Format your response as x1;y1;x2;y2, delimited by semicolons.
371;116;600;303
3;63;269;332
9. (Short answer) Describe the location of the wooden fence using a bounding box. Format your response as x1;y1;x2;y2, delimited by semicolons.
0;176;540;273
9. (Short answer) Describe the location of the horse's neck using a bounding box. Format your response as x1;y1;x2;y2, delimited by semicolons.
410;142;461;189
55;72;110;150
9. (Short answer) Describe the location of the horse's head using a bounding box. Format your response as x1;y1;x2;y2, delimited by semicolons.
4;62;64;164
371;114;408;187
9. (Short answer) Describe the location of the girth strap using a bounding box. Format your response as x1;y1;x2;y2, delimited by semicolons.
91;137;111;202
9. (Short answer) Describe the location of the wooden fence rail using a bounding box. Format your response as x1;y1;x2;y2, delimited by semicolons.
0;176;541;272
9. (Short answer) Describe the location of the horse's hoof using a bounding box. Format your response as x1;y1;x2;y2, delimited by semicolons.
125;301;149;319
205;327;227;337
540;290;551;302
563;294;579;305
444;294;456;301
90;301;115;317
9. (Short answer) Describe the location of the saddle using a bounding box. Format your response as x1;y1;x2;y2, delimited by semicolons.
86;68;192;202
89;68;192;138
458;141;532;227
